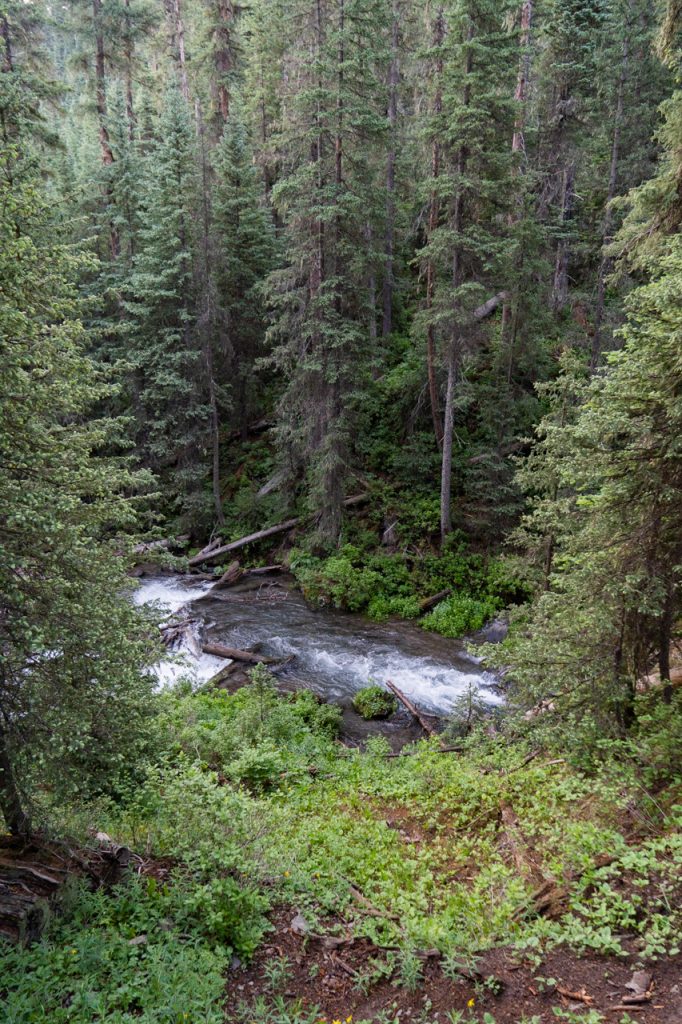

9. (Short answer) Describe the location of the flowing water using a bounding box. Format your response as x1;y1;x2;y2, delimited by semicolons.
133;574;502;716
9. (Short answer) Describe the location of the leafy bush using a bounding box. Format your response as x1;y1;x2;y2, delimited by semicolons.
0;876;232;1023
366;594;421;620
353;685;398;719
158;670;341;787
421;594;498;638
290;539;521;637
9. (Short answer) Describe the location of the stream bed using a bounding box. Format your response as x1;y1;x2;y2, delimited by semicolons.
133;574;503;719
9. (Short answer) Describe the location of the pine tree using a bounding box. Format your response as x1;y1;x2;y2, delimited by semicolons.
496;0;682;730
0;13;155;832
415;0;517;543
211;105;277;434
266;0;390;545
125;83;210;523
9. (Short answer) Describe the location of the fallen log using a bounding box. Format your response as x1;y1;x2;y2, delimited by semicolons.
213;560;243;589
189;494;369;567
385;680;439;738
189;518;301;566
194;535;223;560
419;588;451;614
211;563;283;591
133;535;189;556
202;642;278;664
205;661;244;689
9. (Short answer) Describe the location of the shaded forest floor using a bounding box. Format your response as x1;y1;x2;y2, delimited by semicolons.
226;907;682;1024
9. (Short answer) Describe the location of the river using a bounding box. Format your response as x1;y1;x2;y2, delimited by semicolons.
133;574;502;717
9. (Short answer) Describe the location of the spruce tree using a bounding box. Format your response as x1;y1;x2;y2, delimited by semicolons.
125;83;210;523
414;0;517;543
211;105;277;435
0;15;156;833
266;0;390;545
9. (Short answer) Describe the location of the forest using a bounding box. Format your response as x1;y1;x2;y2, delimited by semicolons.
1;0;682;1020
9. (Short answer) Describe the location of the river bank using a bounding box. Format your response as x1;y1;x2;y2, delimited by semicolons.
133;572;504;742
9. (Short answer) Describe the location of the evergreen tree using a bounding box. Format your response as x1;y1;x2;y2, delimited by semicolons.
0;21;155;832
125;83;211;523
415;0;517;543
266;0;390;545
211;105;277;434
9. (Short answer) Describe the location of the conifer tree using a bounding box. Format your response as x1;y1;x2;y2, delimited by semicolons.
266;0;390;545
415;0;516;543
211;105;277;435
0;12;155;833
125;83;210;522
497;10;682;730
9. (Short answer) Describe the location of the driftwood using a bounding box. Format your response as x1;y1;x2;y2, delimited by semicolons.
189;494;369;567
202;643;295;675
385;679;439;738
419;588;451;614
0;835;133;944
211;562;283;590
189;519;301;566
202;642;279;664
213;560;243;589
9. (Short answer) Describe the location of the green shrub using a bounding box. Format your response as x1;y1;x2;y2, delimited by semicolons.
0;875;235;1023
421;593;498;638
226;742;286;791
353;685;399;719
366;594;421;620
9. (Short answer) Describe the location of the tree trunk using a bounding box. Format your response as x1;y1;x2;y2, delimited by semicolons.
382;7;399;338
195;100;224;526
425;7;445;451
0;726;29;836
658;586;674;704
92;0;119;260
123;0;136;139
165;0;189;101
319;0;345;546
551;160;575;313
590;34;628;371
440;21;472;545
502;0;533;355
216;0;235;124
440;339;458;540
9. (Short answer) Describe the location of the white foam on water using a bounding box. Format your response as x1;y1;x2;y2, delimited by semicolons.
304;644;501;713
130;575;501;711
132;576;221;689
132;576;214;614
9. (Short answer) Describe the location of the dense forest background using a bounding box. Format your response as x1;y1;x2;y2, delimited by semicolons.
4;0;682;800
5;0;674;542
3;1;682;1018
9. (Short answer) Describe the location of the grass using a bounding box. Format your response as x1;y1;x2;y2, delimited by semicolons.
2;680;681;1022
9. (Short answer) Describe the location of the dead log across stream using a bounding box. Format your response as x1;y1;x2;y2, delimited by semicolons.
202;642;292;667
212;561;283;590
419;588;451;614
385;679;439;738
189;494;368;567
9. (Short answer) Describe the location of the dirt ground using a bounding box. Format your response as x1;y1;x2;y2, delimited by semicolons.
225;908;682;1024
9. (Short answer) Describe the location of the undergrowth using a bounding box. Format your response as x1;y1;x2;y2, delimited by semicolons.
2;679;681;1023
289;538;527;638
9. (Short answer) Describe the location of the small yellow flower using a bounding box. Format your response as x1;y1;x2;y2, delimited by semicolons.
467;998;475;1008
70;949;78;955
346;1016;353;1022
284;870;290;878
332;1018;342;1023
